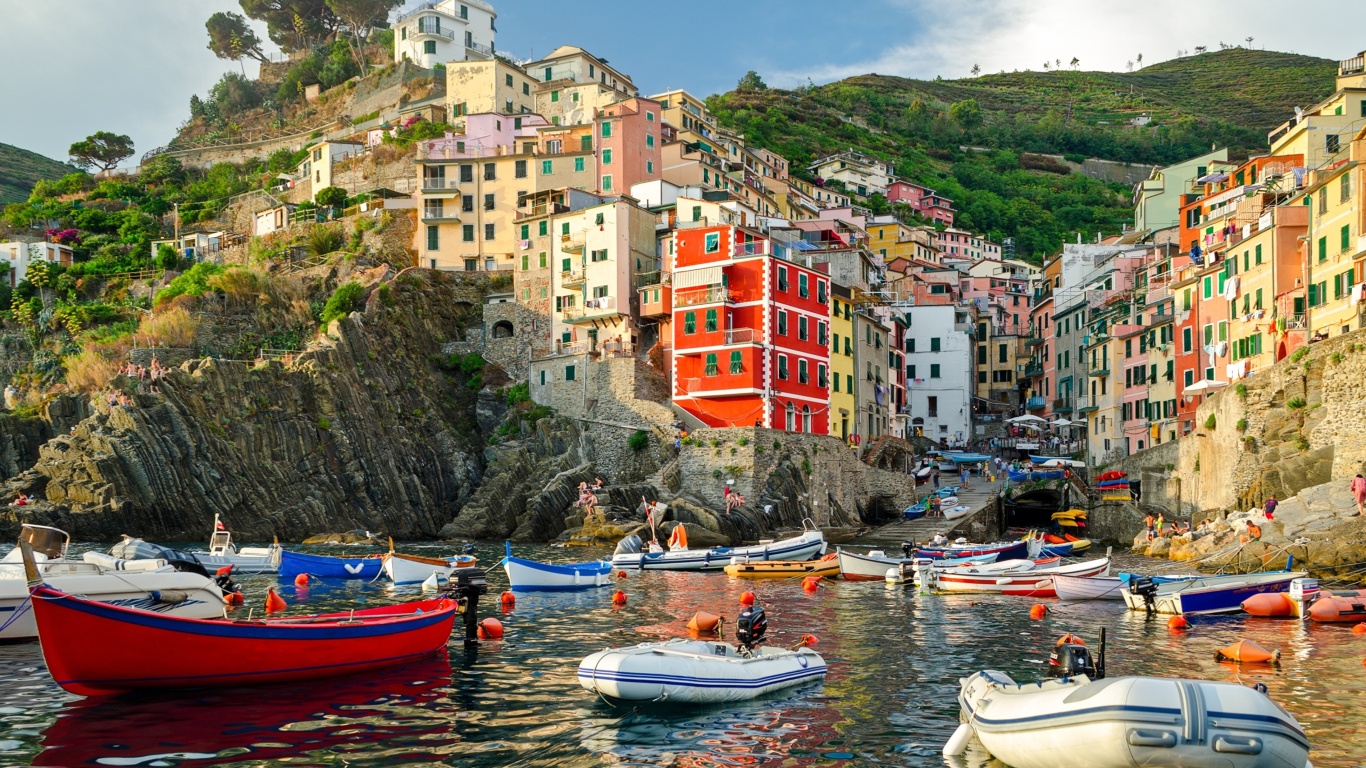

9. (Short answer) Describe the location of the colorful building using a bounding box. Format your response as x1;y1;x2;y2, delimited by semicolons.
393;0;496;68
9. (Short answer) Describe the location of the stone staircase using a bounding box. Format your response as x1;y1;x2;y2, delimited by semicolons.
849;473;1007;548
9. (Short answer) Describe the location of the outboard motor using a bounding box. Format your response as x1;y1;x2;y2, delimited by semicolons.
900;540;914;558
735;605;768;651
1128;576;1159;614
213;565;240;596
461;542;477;556
445;567;488;642
613;534;644;558
1048;642;1096;679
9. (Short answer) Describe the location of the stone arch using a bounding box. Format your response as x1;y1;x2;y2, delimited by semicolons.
491;320;514;339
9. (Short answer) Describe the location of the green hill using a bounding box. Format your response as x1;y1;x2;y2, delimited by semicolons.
708;49;1339;259
0;143;77;205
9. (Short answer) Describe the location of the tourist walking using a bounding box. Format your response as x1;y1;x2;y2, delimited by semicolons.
932;469;940;489
1351;475;1366;517
959;466;970;490
1263;495;1278;520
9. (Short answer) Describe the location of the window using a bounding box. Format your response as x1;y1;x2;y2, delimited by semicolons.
778;355;789;380
601;122;612;138
505;73;514;87
1182;326;1192;353
684;312;696;334
462;225;475;242
574;157;585;172
426;225;439;250
704;353;719;376
799;359;809;384
846;374;853;393
460;195;474;213
705;309;718;332
423;40;436;54
646;160;654;174
798;273;809;298
1327;134;1341;154
601;175;613;191
777;311;788;336
484;223;495;240
930;337;941;352
704;232;720;253
730;351;743;374
818;364;828;388
798;316;808;341
523;82;530;95
817;281;827;303
550;91;560;103
521;254;529;270
602;148;613;165
1342;224;1352;253
581;136;593;152
818;322;828;345
930;364;941;378
590;248;608;262
646;134;655;148
460;164;474;183
484;163;496;181
483;193;495;210
785;402;794;431
845;336;852;356
592;285;607;299
777;266;789;291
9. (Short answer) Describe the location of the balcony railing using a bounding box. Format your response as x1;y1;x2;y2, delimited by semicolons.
560;234;586;252
414;25;455;41
560;266;586;285
732;241;771;258
421;207;460;221
421;177;457;191
674;287;731;307
1026;396;1046;410
1052;397;1074;411
561;297;616;319
467;40;494;57
1284;314;1307;330
724;327;757;345
633;271;664;290
1023;362;1043;377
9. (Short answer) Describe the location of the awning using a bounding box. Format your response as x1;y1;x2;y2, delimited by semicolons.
1184;380;1228;394
673;266;723;288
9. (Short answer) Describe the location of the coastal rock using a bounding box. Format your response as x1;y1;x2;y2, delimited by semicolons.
302;531;379;545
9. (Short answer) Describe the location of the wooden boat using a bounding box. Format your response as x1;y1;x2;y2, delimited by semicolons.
902;504;927;521
954;670;1310;768
187;515;281;574
930;556;1111;596
578;639;826;703
503;543;612;592
1122;571;1308;615
915;539;1035;561
836;549;997;582
942;504;972;520
26;577;458;696
278;550;383;581
611;525;826;572
1052;572;1195;601
383;542;477;585
723;554;840;580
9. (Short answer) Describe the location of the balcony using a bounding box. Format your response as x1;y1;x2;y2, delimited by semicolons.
560;234;586;253
467;40;494;58
723;327;759;345
1026;396;1046;411
1284;314;1307;330
1023;362;1044;378
421;177;458;192
731;240;771;259
420;207;460;222
561;296;616;322
516;202;569;220
1076;396;1097;413
1052;397;1074;412
413;24;455;41
560;266;586;286
674;286;732;308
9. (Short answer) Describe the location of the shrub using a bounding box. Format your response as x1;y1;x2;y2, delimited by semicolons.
320;281;365;324
504;381;529;406
458;353;485;374
1290;347;1309;364
317;417;331;430
307;225;345;257
63;348;120;393
154;261;224;307
315;186;348;208
737;436;749;447
801;458;813;475
709;438;721;448
135;307;199;348
1234;383;1247;399
525;405;552;424
155;244;180;271
1296;436;1310;452
1235;418;1248;432
1287;396;1306;410
627;430;650;452
773;440;782;451
1331;352;1344;365
1203;413;1216;429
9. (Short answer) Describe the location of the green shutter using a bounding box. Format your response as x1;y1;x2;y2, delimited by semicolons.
705;309;717;332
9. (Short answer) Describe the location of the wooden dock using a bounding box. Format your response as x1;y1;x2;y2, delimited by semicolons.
848;474;1007;549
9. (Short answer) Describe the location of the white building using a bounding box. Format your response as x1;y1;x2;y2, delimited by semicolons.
902;303;974;446
0;241;73;287
295;141;365;200
549;199;654;352
808;150;894;199
393;0;497;68
529;46;637;99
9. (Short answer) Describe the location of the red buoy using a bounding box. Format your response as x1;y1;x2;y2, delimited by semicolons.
1353;623;1366;636
294;573;310;587
612;590;627;606
1029;604;1048;620
477;617;504;639
227;591;244;606
802;577;819;593
500;591;516;608
739;591;756;606
265;587;287;614
616;570;628;579
1168;615;1189;631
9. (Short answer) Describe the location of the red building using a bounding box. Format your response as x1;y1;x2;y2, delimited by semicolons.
671;225;831;432
887;180;955;225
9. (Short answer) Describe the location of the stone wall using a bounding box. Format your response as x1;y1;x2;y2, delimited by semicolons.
530;355;675;430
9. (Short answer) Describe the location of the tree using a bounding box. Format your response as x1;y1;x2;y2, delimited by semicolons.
1069;57;1079;70
948;99;983;130
1194;45;1207;55
1136;53;1143;66
324;0;402;70
206;11;268;63
69;131;134;173
970;63;981;77
736;70;767;91
315;185;348;208
238;0;338;51
1245;37;1254;48
1126;60;1133;72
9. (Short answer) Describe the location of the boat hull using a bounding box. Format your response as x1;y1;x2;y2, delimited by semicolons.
504;556;613;592
1122;572;1306;615
722;558;839;580
279;550;383;581
382;553;474;585
29;586;457;696
611;532;826;572
959;671;1310;768
193;549;281;575
1052;574;1124;601
916;541;1029;561
838;550;996;582
578;639;826;703
0;569;224;642
933;558;1110;596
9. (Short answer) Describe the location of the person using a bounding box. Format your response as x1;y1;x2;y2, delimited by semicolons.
590;477;605;491
1351;474;1366;517
1144;512;1155;541
1263;495;1278;520
1155;512;1166;538
960;466;970;490
12;493;28;507
929;495;942;518
932;469;941;489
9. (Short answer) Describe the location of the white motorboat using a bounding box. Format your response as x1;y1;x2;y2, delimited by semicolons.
503;542;613;592
382;545;477;585
187;515;281;574
927;556;1111;596
0;526;227;642
837;548;997;582
954;670;1311;768
1122;571;1308;615
611;524;826;572
1052;574;1126;601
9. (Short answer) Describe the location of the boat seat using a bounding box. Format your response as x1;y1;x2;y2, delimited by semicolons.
237;547;273;557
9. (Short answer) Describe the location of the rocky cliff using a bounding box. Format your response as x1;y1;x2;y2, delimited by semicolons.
0;268;491;541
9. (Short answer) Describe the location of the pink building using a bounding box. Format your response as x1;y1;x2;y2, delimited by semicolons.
416;113;550;159
887;180;955;225
595;97;663;195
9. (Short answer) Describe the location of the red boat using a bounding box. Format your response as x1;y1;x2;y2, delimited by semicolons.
29;584;459;696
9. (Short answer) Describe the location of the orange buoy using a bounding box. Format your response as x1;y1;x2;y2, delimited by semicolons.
612;590;627;606
802;577;819;593
1353;623;1366;636
294;573;310;587
265;587;287;614
1029;604;1048;620
739;591;756;606
500;591;516;607
216;565;235;578
1215;639;1280;663
477;617;504;639
1167;615;1188;631
687;611;721;633
797;634;820;647
1055;633;1085;646
1308;596;1366;623
1241;592;1295;618
616;570;628;579
227;591;244;606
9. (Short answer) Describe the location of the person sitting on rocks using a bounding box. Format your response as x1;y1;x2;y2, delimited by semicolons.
590;477;605;491
11;493;29;507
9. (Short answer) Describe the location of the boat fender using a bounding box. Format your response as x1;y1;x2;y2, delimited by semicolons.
1215;639;1280;663
227;591;244;606
789;633;819;649
687;611;721;634
612;590;627;606
1055;633;1085;646
215;565;235;578
942;723;974;757
294;573;311;587
1354;623;1366;636
477;617;504;639
1167;615;1189;631
151;590;188;604
500;591;516;607
265;587;287;614
421;572;440;591
802;576;820;593
739;591;756;606
1029;604;1048;620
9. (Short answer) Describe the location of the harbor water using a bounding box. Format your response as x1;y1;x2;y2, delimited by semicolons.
2;544;1365;767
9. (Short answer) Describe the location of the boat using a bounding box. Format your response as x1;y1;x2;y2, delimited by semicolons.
382;541;477;585
916;538;1036;561
1028;455;1077;465
185;515;282;574
942;504;972;520
578;605;825;703
1008;468;1065;482
1036;536;1092;557
278;549;384;581
1306;591;1366;622
928;556;1111;596
955;670;1311;768
502;542;613;592
723;554;840;580
611;524;826;572
1052;572;1195;601
837;549;997;582
902;504;927;521
1123;570;1308;615
945;453;992;464
21;552;459;696
0;526;229;642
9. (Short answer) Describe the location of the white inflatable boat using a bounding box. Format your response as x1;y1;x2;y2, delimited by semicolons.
954;670;1311;768
578;638;826;703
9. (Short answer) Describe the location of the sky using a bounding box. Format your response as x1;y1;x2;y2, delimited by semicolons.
2;0;1365;166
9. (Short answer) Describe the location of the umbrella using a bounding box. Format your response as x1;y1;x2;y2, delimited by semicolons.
1051;418;1074;426
1008;415;1048;424
1184;380;1228;394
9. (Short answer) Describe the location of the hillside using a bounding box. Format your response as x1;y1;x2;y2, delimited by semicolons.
709;49;1338;259
0;143;76;205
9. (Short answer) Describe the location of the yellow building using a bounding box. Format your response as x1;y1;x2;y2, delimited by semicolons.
828;284;856;441
445;59;537;118
652;89;718;139
514;188;607;321
1300;144;1365;338
415;150;535;271
295;141;363;200
1267;54;1366;169
549;198;656;352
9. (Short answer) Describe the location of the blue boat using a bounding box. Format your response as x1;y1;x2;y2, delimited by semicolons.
1122;570;1307;615
903;505;927;521
279;550;384;581
1028;455;1075;465
1007;469;1065;483
502;543;613;592
945;453;992;464
916;540;1029;561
